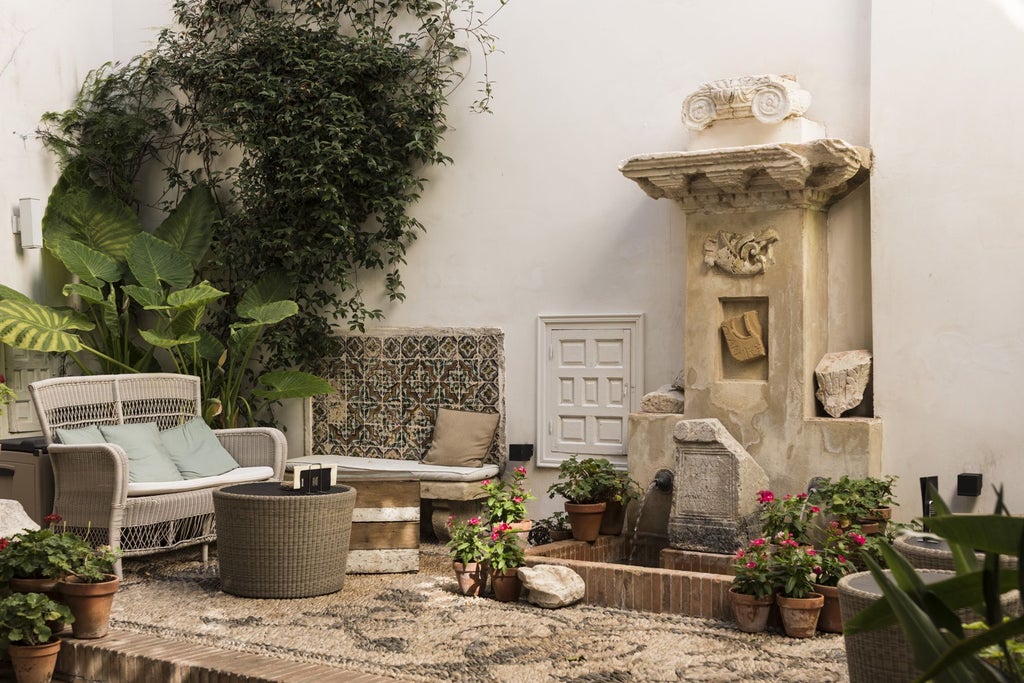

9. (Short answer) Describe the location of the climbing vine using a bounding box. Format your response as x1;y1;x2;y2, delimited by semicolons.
38;0;507;371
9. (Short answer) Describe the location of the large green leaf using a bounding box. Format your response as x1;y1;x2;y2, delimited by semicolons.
918;616;1024;682
228;321;263;357
195;329;226;364
166;282;227;310
46;239;122;288
926;515;1024;558
62;282;106;306
238;299;297;325
0;299;94;352
139;328;201;349
126;232;194;291
0;284;36;304
122;285;165;309
42;182;141;260
252;371;334;400
154;185;216;268
238;274;293;313
170;306;206;338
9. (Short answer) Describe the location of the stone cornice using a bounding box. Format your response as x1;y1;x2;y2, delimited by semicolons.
619;139;871;213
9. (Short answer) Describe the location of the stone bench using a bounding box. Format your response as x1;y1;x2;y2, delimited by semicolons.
286;455;496;540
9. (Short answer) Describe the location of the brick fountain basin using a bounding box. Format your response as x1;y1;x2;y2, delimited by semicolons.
526;535;734;620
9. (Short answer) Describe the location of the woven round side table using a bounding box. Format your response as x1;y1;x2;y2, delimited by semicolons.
894;533;1018;571
213;482;357;598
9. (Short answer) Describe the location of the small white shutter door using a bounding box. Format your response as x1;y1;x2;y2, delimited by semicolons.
547;328;631;457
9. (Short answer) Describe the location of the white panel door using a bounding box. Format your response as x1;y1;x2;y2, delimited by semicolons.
3;346;51;434
547;328;631;460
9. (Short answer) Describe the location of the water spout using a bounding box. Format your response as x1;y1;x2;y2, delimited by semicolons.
654;469;674;492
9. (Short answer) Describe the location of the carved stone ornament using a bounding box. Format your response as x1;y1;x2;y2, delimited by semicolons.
620;139;872;213
815;350;872;418
721;311;767;362
703;229;779;276
681;74;812;131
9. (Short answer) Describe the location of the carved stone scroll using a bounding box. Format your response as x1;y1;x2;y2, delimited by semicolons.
814;350;872;418
681;74;812;131
721;311;766;362
703;229;779;276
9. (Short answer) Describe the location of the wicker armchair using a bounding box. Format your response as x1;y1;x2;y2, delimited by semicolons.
29;374;286;573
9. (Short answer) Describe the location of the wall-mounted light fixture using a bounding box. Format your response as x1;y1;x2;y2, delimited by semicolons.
12;198;43;249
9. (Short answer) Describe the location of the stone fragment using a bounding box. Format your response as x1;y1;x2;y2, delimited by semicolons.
815;350;872;418
721;310;767;361
518;564;585;608
0;499;40;538
640;385;685;414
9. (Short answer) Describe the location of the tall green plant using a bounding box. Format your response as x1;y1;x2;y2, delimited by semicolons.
845;488;1024;681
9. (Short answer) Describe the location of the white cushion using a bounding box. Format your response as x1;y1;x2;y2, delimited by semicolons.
126;466;275;497
286;455;498;482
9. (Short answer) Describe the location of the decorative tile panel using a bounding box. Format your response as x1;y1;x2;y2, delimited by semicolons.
311;327;505;464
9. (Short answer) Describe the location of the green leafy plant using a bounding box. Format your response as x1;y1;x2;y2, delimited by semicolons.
809;475;892;527
0;375;14;416
605;468;643;505
0;528;75;582
484;524;526;572
812;520;866;587
547;455;620;505
0;592;74;646
482;466;535;525
771;534;821;599
731;537;774;600
845;486;1024;682
757;489;820;545
445;516;488;565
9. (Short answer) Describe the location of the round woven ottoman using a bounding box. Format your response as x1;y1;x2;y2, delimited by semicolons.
894;533;1018;571
213;482;356;598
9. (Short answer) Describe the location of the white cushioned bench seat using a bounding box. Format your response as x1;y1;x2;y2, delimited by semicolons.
286;455;498;483
127;466;276;497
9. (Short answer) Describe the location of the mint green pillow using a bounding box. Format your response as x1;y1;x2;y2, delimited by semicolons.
98;423;184;483
55;425;105;444
159;418;239;479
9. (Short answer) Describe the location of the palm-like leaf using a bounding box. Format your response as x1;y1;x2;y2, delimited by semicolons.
926;516;1024;558
126;232;194;291
154;185;216;267
0;299;94;352
252;371;335;399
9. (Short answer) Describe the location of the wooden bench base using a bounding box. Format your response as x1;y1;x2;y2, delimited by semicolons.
341;477;420;574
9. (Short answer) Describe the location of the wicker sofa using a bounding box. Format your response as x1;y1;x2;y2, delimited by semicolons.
29;374;286;573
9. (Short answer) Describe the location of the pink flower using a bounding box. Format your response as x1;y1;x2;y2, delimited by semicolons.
735;549;746;559
851;534;866;546
745;561;756;569
750;538;765;547
796;493;808;500
481;479;490;486
515;466;526;475
0;538;7;551
513;496;523;503
810;506;820;514
491;531;500;540
44;513;62;525
838;555;846;564
784;494;793;500
813;565;822;575
446;515;456;528
498;522;511;532
806;548;817;556
468;517;481;526
756;490;775;504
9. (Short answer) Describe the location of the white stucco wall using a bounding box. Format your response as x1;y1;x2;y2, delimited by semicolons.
4;0;1017;522
871;0;1024;516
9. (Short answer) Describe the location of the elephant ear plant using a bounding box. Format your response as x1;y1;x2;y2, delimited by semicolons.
0;168;331;428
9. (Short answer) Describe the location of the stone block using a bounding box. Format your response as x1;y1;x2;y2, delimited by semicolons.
0;499;40;538
815;349;872;418
640;385;685;413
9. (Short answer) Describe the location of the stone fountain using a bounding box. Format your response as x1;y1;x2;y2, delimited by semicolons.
621;75;882;553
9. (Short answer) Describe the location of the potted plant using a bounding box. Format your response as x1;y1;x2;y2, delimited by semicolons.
0;591;74;683
547;456;618;542
770;534;825;638
445;516;489;597
0;375;15;414
55;524;122;639
860;475;897;528
810;521;867;633
728;537;775;633
481;466;535;532
599;468;642;536
484;523;527;603
0;521;76;598
756;489;820;545
536;512;572;543
808;475;878;532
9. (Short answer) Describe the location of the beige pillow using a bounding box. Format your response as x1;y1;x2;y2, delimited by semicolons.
423;408;499;468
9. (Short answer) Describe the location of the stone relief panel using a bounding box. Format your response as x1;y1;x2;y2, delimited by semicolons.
703;228;779;276
681;74;812;131
814;349;872;418
721;311;767;362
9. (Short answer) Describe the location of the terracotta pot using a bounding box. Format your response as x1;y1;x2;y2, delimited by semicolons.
776;592;824;638
7;639;62;683
548;530;573;542
857;521;882;536
58;574;119;638
490;568;523;603
813;583;843;633
599;500;626;536
452;561;488;597
728;587;773;633
564;502;607;542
